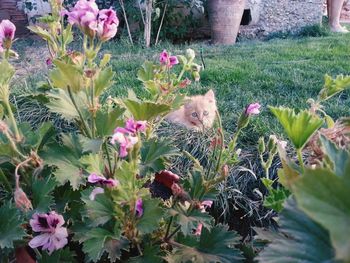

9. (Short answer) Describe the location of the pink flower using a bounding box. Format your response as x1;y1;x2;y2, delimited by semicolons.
0;20;16;49
29;212;68;254
46;58;53;66
159;50;179;68
110;131;138;157
97;9;119;42
155;170;180;189
89;187;104;200
88;173;119;187
67;0;99;37
245;103;261;115
135;198;143;218
124;118;147;134
194;223;203;236
199;200;213;213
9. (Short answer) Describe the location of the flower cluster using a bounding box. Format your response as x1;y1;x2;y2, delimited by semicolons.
245;103;261;116
159;50;179;68
110;119;147;157
29;212;68;254
194;200;213;236
65;0;119;41
0;19;16;52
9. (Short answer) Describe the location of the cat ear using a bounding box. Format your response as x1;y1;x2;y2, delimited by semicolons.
205;89;215;103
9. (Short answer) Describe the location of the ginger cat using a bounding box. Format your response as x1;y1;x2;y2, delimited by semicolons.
166;90;217;131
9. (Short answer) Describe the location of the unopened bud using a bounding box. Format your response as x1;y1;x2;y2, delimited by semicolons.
192;71;200;82
258;137;265;154
267;135;277;151
186;48;196;60
0;121;9;133
14;188;33;212
222;165;229;177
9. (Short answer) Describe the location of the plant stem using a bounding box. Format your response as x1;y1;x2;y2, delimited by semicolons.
166;225;181;241
104;140;113;176
4;97;21;141
67;86;92;138
164;216;173;240
90;80;96;138
297;148;304;171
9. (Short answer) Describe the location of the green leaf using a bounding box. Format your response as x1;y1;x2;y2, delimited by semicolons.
170;203;212;236
99;53;111;68
38;247;77;263
319;134;350;179
270;106;323;150
166;225;242;263
128;244;162;263
257;198;335;263
79;136;103;154
319;74;350;101
140;138;179;175
32;176;57;212
28;25;55;44
0;202;26;249
137;198;164;234
123;99;171;121
80;153;104;174
263;187;291;213
50;60;84;92
137;61;155;82
81;188;115;227
0;60;14;101
80;228;114;262
103;237;129;262
95;106;125;137
94;67;115;97
46;89;80;121
42;134;85;190
294;168;350;261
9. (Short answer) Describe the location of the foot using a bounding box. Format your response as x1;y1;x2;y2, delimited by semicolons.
330;24;349;33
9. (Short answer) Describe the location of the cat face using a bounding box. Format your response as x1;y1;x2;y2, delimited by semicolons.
184;89;217;130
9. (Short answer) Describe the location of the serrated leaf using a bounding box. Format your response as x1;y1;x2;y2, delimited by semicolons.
319;134;350;179
81;188;115;227
81;228;114;262
137;198;164;234
263;187;291;213
0;202;26;249
42;134;84;190
79;136;103;153
319;74;350;101
80;153;104;174
166;225;242;263
270;107;323;150
104;237;129;262
140;138;179;175
32;176;57;212
28;25;55;44
123;99;171;121
94;67;115;97
46;89;80;120
170;204;212;236
95;106;125;137
50;60;84;92
128;244;162;263
257;198;335;263
294;168;350;261
137;61;155;82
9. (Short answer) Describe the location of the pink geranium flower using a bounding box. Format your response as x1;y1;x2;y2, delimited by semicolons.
194;223;203;236
199;200;213;213
29;212;68;255
159;50;179;68
67;0;99;37
124;118;147;134
88;173;119;187
0;20;16;49
245;103;261;115
135;198;143;218
97;9;119;42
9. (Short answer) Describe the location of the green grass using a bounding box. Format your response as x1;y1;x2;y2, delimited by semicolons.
13;32;350;143
100;34;350;143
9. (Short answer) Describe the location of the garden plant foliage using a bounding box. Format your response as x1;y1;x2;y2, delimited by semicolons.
1;0;350;262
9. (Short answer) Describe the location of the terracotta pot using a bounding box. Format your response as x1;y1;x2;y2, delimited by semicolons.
208;0;246;45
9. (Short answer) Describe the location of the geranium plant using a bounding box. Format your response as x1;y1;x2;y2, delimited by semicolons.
0;1;262;262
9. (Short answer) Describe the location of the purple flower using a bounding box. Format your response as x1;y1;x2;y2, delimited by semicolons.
159;50;179;68
97;9;119;42
245;103;261;115
135;198;143;218
88;173;119;188
110;131;138;157
29;212;68;255
89;187;105;200
46;57;53;66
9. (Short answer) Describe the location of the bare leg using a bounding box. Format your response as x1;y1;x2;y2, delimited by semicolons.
329;0;349;32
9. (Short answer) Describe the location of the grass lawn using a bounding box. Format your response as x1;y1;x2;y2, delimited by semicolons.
14;33;350;144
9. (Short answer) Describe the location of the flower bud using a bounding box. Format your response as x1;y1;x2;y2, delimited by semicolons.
186;48;196;60
222;164;229;177
258;137;265;154
267;135;277;151
192;71;200;82
0;20;16;50
14;188;33;212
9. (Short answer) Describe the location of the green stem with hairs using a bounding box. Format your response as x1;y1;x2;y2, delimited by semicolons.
297;148;304;172
67;86;92;138
104;140;113;176
4;97;21;141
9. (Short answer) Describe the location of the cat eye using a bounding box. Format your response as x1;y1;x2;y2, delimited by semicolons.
203;110;209;116
191;112;198;118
